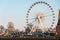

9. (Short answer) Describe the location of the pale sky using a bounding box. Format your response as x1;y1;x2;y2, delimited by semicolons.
0;0;60;31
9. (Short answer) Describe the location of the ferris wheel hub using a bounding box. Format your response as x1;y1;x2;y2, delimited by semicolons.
36;12;44;23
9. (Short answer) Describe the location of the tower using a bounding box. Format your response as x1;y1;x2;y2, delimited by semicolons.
7;22;15;33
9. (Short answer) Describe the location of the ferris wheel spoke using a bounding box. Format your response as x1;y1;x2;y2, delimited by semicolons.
31;19;37;23
40;21;44;28
44;14;55;17
38;20;42;28
28;18;36;20
38;19;47;32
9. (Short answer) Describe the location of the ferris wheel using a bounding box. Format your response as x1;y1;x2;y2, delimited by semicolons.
26;1;58;32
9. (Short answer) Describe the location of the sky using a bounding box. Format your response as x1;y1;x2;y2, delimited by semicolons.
0;0;60;31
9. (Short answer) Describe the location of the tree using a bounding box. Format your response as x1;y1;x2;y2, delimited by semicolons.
0;25;5;36
0;25;4;31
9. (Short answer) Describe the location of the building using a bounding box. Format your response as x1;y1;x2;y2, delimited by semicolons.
58;9;60;25
56;9;60;37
